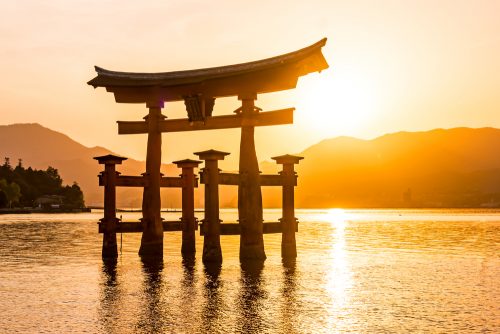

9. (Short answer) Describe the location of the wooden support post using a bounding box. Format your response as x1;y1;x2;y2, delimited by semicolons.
194;150;229;263
238;94;266;261
272;154;303;259
173;159;201;255
139;102;166;257
94;154;127;258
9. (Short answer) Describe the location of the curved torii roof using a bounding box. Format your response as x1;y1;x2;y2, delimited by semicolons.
88;38;328;104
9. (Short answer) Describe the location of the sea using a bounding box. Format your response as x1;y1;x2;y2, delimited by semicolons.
0;209;498;333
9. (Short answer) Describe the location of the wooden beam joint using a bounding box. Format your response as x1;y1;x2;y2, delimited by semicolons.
98;174;198;188
98;220;199;233
199;172;296;186
199;221;299;236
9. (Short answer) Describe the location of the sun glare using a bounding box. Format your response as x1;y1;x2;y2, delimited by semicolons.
296;68;378;139
324;208;349;225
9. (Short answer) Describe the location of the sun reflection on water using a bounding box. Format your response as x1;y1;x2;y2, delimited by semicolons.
324;209;354;332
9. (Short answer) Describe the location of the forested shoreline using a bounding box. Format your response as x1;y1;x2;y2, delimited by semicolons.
0;158;85;209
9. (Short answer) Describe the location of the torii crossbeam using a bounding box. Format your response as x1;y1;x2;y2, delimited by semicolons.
88;38;328;259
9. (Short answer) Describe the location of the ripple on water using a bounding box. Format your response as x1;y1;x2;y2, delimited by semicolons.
0;209;498;333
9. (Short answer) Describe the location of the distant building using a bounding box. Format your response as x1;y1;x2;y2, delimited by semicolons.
34;195;64;209
480;199;500;208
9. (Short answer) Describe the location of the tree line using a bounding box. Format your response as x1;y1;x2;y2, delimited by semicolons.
0;158;84;209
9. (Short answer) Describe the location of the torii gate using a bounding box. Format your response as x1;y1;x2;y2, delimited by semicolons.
88;38;328;259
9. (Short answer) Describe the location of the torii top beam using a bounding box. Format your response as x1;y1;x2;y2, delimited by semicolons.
87;38;328;106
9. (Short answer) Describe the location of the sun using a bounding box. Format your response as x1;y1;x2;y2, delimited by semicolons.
295;67;379;139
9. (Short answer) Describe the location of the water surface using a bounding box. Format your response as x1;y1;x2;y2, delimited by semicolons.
0;209;498;333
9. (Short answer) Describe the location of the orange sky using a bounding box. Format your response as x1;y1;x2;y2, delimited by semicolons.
1;0;499;168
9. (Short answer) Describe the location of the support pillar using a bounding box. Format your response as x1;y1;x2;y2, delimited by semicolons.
195;149;229;263
238;94;266;261
272;154;303;259
94;154;127;259
139;102;165;257
173;159;201;255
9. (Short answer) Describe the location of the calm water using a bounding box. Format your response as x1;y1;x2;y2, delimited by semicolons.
0;209;498;333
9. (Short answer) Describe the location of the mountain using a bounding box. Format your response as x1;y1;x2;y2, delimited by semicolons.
0;123;179;207
290;127;500;207
1;123;499;208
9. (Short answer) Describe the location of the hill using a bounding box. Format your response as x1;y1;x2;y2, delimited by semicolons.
1;123;499;208
291;127;500;207
0;123;179;207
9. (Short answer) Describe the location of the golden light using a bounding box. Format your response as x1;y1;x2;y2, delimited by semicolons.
295;67;379;138
323;208;354;329
324;208;350;225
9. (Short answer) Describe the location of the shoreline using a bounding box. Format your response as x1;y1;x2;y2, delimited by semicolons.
0;208;92;214
2;207;499;214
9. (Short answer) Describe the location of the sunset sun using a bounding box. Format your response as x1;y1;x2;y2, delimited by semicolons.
296;68;378;138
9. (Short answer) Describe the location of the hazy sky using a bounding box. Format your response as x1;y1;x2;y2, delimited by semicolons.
1;0;499;167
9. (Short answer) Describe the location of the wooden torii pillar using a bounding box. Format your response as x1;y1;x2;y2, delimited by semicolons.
139;102;165;257
173;159;202;255
238;94;266;260
195;150;229;262
94;154;127;258
272;154;303;258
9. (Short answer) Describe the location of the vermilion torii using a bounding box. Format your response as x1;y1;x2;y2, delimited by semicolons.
88;38;328;259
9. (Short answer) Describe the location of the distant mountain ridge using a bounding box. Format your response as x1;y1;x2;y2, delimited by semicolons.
291;127;500;207
0;123;178;207
0;123;109;163
1;123;499;208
